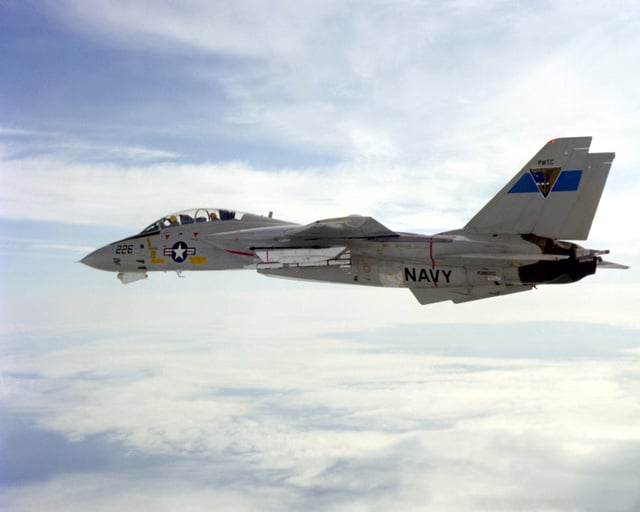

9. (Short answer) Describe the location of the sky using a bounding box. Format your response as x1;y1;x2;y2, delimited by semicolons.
1;1;640;510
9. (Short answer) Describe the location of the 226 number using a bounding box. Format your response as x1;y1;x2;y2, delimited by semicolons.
115;244;134;254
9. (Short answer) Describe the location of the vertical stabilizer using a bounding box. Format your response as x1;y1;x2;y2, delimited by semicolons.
463;137;613;240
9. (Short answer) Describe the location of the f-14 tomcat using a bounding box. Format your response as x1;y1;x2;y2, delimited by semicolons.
82;137;627;304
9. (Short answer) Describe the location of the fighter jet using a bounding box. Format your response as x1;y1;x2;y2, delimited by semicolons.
82;137;627;304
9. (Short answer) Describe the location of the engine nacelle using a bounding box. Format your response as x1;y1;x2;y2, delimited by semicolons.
518;258;597;285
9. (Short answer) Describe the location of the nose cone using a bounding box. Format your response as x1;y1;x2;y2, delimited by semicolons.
81;246;112;270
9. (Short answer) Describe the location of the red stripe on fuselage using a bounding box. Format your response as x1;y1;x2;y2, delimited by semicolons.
429;237;438;288
226;249;255;257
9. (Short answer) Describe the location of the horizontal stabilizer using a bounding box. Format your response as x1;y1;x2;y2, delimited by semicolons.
597;260;630;270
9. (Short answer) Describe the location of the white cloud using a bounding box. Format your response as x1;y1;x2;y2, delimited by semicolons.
6;1;640;236
0;128;181;162
38;1;640;166
0;154;479;231
3;317;640;511
3;2;637;239
1;148;637;260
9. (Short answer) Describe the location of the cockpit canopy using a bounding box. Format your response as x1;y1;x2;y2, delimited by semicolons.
140;208;246;234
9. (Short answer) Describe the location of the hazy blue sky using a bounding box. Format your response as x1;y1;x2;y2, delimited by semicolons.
1;1;639;510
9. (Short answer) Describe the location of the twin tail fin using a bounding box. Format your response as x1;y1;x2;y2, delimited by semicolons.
463;137;614;240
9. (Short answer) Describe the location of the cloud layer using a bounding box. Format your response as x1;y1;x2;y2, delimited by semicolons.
3;320;640;511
